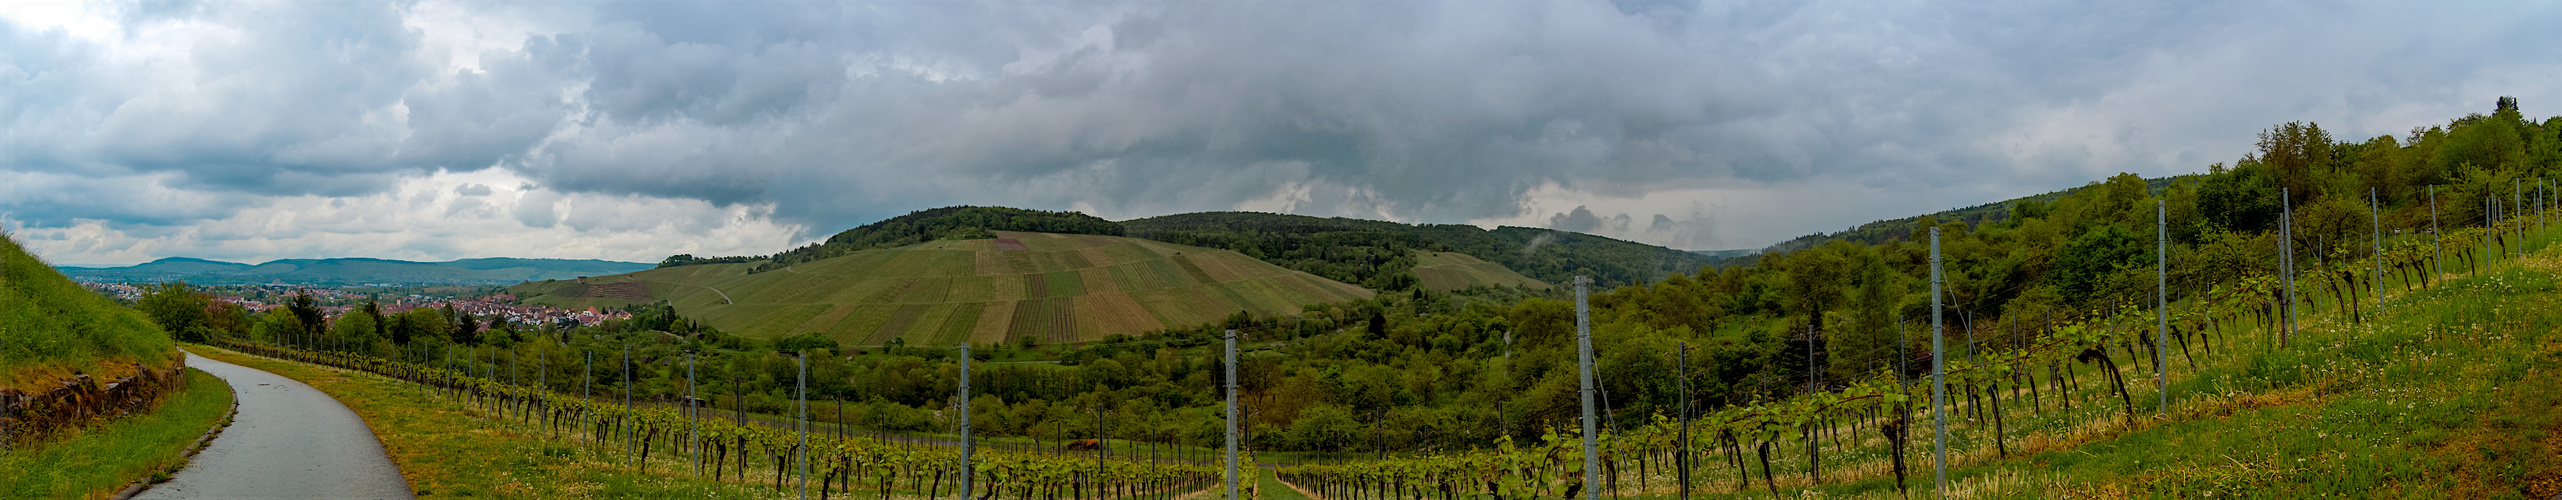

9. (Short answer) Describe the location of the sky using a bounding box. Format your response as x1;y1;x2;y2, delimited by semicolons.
4;0;2558;267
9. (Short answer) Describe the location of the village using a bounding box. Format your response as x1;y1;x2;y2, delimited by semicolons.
77;281;631;328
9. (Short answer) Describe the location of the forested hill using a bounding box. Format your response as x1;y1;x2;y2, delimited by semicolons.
738;206;1122;273
1123;211;1711;290
1744;177;2186;265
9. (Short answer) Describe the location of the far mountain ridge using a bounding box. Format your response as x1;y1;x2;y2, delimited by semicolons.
59;256;653;286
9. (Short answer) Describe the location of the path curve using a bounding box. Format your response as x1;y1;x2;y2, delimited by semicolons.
137;350;413;499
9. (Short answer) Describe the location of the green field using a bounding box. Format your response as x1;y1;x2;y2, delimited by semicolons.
513;231;1373;345
1411;250;1551;291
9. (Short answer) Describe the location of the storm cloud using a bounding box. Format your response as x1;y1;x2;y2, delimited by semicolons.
4;0;2557;264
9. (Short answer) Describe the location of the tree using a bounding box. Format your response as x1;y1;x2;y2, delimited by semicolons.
444;304;481;345
1784;242;1852;333
330;309;382;353
1290;404;1363;451
136;282;211;342
387;308;451;346
1829;249;1900;382
2053;224;2144;306
286;293;324;341
205;301;252;340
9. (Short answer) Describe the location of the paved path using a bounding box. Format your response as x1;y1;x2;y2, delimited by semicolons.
138;350;413;499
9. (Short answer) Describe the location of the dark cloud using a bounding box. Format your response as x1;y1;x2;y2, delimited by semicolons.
6;0;2559;258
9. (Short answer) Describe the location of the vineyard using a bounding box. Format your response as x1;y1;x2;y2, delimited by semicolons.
1275;218;2561;497
209;339;1251;500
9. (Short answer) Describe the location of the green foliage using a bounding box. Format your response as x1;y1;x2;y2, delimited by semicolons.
773;332;839;353
1125;211;1708;289
656;254;762;268
135;282;215;343
0;234;175;380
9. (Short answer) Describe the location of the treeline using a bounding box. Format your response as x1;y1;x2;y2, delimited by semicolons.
748;206;1123;273
656;254;761;268
1124;212;1711;290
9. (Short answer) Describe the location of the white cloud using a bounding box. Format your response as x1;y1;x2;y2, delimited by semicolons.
8;169;806;266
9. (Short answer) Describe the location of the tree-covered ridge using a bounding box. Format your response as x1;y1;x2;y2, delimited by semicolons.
1123;211;1710;290
1750;177;2184;262
737;206;1124;273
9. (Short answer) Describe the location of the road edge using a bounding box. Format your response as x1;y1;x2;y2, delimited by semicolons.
112;364;239;500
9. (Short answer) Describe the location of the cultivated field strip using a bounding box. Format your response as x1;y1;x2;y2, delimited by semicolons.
511;232;1378;345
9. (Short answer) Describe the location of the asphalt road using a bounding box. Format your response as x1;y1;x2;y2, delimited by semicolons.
137;350;413;499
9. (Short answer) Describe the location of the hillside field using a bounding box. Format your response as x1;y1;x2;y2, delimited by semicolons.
2;234;175;386
1411;250;1550;291
512;231;1372;345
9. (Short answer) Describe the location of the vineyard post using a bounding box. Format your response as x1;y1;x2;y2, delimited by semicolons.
687;349;698;477
797;350;809;500
2372;188;2384;313
1501;329;1512;442
1224;329;1238;500
2156;199;2167;419
2432;185;2443;277
1677;341;1691;500
583;350;592;443
623;346;632;466
517;348;527;430
961;344;974;500
1095;383;1106;498
2282;187;2297;344
1930;226;1946;495
1575;275;1598;500
541;349;549;438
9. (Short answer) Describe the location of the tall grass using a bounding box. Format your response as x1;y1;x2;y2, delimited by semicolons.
2;233;176;386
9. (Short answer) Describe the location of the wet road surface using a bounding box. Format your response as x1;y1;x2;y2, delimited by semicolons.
137;350;413;499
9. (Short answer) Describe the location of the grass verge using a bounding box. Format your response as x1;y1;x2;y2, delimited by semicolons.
185;344;783;498
0;368;232;499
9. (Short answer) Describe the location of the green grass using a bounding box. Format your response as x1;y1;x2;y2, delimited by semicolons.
0;368;232;499
2;234;177;386
185;345;782;498
510;233;1374;345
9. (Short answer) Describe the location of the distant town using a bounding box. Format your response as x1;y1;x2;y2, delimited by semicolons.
78;281;631;328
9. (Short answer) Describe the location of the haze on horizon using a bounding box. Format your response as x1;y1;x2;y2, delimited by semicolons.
4;0;2556;267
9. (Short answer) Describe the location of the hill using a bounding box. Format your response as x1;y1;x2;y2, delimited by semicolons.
2;234;175;386
58;257;653;286
1411;250;1549;291
1123;211;1710;289
511;231;1371;345
736;206;1123;273
1741;176;2189;261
